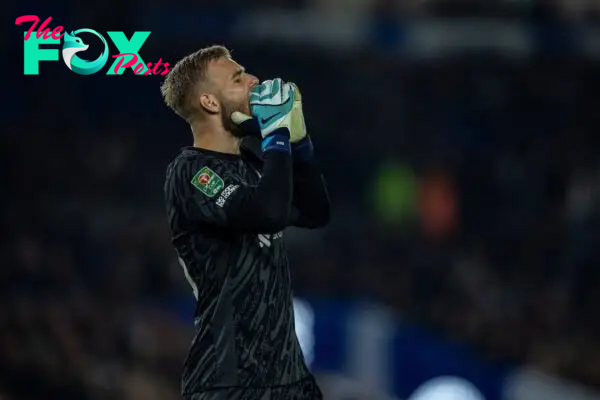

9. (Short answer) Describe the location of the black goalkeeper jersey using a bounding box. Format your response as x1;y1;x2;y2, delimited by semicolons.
164;136;330;396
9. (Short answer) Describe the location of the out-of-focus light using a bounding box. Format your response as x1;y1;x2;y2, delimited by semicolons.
408;376;486;400
293;297;315;367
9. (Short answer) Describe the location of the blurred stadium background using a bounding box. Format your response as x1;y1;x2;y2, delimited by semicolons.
4;0;600;399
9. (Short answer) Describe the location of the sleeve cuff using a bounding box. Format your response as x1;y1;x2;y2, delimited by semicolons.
262;128;291;153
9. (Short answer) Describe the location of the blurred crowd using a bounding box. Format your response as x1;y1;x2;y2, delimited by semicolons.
8;0;600;32
4;1;600;399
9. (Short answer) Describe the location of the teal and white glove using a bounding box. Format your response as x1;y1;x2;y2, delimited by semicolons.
231;78;295;153
231;78;310;154
231;78;294;137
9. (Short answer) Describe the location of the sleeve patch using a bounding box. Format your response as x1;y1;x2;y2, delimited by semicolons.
191;166;225;197
216;184;240;208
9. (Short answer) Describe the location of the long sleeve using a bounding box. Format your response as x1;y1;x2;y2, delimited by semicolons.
288;156;331;229
166;129;294;234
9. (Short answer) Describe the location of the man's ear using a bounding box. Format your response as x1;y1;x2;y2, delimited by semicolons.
199;93;219;115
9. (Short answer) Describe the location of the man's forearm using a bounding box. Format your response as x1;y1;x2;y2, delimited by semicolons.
229;133;294;233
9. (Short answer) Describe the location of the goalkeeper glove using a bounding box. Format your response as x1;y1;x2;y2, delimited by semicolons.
231;78;293;137
288;82;307;144
285;82;314;161
232;78;306;142
231;78;293;153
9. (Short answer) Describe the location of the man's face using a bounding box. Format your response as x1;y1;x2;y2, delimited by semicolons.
208;57;259;137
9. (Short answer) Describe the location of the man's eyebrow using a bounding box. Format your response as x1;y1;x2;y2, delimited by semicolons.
231;67;245;80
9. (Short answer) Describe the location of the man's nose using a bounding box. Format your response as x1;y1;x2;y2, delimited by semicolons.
247;74;259;88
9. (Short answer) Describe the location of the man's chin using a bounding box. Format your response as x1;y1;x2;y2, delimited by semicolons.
221;101;257;138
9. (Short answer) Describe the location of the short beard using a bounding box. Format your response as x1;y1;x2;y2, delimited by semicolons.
220;98;248;139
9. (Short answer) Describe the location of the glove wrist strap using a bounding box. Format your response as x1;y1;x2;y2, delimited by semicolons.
262;128;291;153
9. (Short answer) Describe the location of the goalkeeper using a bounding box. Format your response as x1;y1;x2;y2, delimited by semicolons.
161;45;330;400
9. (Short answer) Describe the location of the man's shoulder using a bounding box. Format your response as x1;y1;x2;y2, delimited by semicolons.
166;147;236;184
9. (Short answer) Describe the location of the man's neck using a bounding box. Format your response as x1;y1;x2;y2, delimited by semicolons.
192;124;241;155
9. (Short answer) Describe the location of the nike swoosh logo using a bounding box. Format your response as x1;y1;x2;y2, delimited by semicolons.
261;114;279;125
257;89;294;125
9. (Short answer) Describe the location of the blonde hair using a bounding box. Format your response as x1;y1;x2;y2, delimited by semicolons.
160;45;231;122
